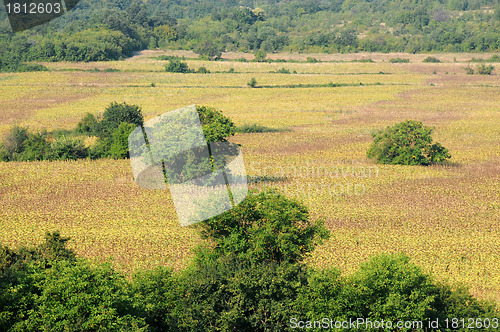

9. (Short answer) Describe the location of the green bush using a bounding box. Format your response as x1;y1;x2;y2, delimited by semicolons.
247;77;257;88
274;67;290;74
196;105;236;144
200;190;329;264
235;123;286;133
50;136;88;160
196;66;210;74
306;57;319;63
253;50;267;62
76;113;99;135
367;120;451;165
172;252;306;331
98;102;144;137
389;58;410;63
297;253;499;330
165;59;192;73
464;65;475;74
109;122;136;159
2;125;29;155
476;63;494;75
19;131;53;161
423;56;441;63
15;260;146;331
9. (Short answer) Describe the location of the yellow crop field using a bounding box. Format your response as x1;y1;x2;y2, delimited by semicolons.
0;51;499;304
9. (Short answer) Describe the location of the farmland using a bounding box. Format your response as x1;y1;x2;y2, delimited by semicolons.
0;50;499;304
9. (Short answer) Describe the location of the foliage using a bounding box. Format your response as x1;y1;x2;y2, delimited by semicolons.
235;124;286;133
50;136;89;161
389;57;410;63
253;50;267;62
0;192;498;331
196;66;210;73
423;56;441;63
274;67;291;74
171;251;306;331
76;113;99;135
98;102;144;137
367;120;451;165
464;64;475;74
165;59;193;73
476;63;494;74
193;40;222;60
195;105;236;144
1;125;29;155
109;123;136;159
297;253;499;329
200;190;330;264
247;77;257;88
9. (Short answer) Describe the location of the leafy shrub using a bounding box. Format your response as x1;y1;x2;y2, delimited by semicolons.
352;58;374;63
476;63;494;75
15;260;146;331
247;77;257;88
464;65;475;74
98;102;144;137
165;59;192;73
235;123;287;133
19;131;53;161
389;57;410;63
253;50;267;62
2;125;29;155
306;57;319;63
76;113;99;135
298;253;499;328
131;267;176;331
367;120;451;165
173;252;306;331
274;67;290;74
16;63;49;72
201;190;329;264
50;136;88;160
109;122;136;159
423;56;441;63
196;66;210;73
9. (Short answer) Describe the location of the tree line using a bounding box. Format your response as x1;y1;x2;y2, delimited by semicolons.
0;0;499;71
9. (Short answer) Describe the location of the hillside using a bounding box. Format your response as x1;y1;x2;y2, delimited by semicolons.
0;0;499;70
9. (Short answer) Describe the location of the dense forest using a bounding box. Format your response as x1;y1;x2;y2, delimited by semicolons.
0;0;499;70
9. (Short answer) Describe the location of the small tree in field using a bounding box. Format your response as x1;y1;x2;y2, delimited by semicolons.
367;120;451;165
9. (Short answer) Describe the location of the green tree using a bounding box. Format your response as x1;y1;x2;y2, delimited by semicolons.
165;59;192;73
109;122;136;159
50;136;89;161
253;50;267;62
98;102;144;137
200;190;329;264
76;113;99;135
193;40;222;60
367;120;451;165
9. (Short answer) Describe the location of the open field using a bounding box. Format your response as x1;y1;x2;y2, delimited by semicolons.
0;52;499;303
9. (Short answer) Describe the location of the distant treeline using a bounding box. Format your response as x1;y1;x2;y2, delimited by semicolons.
0;0;499;70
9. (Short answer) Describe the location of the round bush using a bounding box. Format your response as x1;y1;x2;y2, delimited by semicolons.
367;120;451;165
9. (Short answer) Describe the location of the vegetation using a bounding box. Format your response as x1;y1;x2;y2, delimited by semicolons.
164;59;193;73
247;77;257;88
367;120;451;165
389;57;410;63
1;192;497;331
0;0;499;72
423;56;441;63
235;124;287;133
